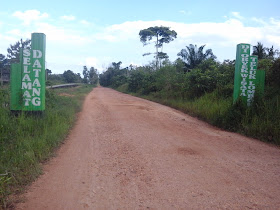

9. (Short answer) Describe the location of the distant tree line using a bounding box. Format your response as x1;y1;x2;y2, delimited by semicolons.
0;39;99;86
99;42;279;98
99;26;280;99
46;66;98;86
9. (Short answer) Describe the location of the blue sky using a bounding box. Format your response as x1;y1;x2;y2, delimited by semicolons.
0;0;280;74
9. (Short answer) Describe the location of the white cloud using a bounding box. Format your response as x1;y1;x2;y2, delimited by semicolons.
266;35;280;47
3;10;280;74
35;22;92;46
179;10;191;15
7;29;21;36
60;15;76;21
231;12;244;20
80;20;90;25
179;10;186;14
251;17;267;25
270;17;280;27
85;57;98;67
92;18;280;61
85;56;114;72
12;10;49;25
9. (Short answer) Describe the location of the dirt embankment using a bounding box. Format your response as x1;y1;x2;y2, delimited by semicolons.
16;87;280;209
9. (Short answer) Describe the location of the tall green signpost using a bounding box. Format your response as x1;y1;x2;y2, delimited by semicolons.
10;33;46;111
233;43;265;106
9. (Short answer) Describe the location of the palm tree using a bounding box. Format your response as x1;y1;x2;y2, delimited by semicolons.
177;44;216;72
267;46;279;59
252;42;267;60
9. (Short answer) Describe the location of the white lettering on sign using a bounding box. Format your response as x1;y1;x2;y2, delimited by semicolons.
239;45;250;99
22;82;32;90
23;57;31;65
33;50;42;58
22;74;31;81
23;90;31;98
247;56;258;106
32;88;40;96
23;66;30;73
32;59;42;68
241;45;250;53
21;49;43;107
33;69;41;77
23;49;31;57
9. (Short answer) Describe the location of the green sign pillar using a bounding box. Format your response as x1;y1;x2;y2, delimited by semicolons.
10;33;46;111
233;43;251;104
233;43;265;106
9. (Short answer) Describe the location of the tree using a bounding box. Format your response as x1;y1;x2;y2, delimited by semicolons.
177;44;216;72
0;54;8;86
252;42;268;60
63;70;77;83
82;66;89;83
112;61;122;70
89;67;98;85
267;46;279;59
139;26;177;69
46;69;52;81
7;39;31;63
99;61;128;87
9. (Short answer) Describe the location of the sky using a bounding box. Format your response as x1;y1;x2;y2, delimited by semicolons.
0;0;280;74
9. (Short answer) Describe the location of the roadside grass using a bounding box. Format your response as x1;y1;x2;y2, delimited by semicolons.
0;84;93;209
117;85;280;145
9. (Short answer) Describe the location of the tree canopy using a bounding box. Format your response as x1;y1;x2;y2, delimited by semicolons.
7;39;31;63
177;44;216;72
82;66;99;85
139;26;177;69
253;42;279;60
63;70;80;83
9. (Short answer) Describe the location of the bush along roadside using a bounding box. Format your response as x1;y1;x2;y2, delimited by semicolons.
0;84;94;209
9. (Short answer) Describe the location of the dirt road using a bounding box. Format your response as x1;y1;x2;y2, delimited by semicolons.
16;87;280;209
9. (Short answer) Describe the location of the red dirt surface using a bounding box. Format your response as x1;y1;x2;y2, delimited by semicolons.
16;87;280;209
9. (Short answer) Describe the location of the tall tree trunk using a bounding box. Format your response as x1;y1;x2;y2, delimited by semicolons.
156;34;159;69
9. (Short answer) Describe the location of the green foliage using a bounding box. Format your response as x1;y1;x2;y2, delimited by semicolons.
252;42;279;60
82;66;98;85
128;66;156;94
99;61;128;88
139;26;177;69
88;67;98;85
177;44;216;71
270;58;280;87
47;74;65;85
63;70;80;83
252;42;268;60
47;70;82;85
0;84;93;208
7;39;31;63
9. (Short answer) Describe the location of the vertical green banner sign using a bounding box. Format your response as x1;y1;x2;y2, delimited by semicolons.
10;33;46;111
233;43;265;106
233;43;251;104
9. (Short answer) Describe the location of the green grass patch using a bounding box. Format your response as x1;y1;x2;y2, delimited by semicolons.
0;84;93;209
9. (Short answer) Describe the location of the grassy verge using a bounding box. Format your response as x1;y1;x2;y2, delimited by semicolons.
0;84;93;209
116;85;280;145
